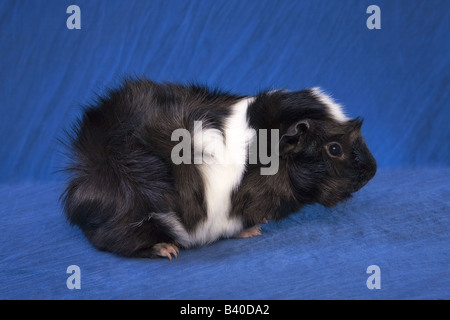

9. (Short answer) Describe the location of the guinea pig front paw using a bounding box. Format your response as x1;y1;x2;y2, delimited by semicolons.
234;225;262;239
152;243;179;261
261;215;273;224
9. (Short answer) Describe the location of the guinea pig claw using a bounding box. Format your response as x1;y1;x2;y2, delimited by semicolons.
162;250;173;262
234;225;262;238
153;243;179;261
167;245;179;260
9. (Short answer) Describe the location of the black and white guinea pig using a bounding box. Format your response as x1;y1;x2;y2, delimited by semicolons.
62;78;377;260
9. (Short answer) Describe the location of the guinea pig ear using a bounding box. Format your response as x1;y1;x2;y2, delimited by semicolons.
350;117;364;130
279;120;309;156
348;117;364;139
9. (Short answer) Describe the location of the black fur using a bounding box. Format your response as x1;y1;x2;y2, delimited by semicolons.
62;79;376;258
230;90;377;227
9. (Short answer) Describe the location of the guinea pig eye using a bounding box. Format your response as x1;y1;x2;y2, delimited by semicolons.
327;143;342;157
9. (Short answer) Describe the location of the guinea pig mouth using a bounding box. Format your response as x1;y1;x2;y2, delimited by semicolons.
351;169;376;193
351;179;370;193
320;191;353;208
351;153;377;193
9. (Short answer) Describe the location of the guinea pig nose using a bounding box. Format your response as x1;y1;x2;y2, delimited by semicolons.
368;156;377;179
358;156;377;180
357;155;377;188
352;140;377;189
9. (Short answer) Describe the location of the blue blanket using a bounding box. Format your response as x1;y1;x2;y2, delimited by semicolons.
1;169;449;299
1;0;449;299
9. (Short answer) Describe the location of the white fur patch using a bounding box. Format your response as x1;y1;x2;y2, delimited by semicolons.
149;212;191;248
311;87;349;123
187;98;255;246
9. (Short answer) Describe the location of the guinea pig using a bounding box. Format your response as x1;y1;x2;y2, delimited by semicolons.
62;78;377;260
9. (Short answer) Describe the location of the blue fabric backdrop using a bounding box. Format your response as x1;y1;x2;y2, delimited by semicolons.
0;0;449;300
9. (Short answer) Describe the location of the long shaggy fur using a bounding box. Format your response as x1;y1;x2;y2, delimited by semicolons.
62;78;376;258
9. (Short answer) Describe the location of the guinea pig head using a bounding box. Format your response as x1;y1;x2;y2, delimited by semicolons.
280;112;377;208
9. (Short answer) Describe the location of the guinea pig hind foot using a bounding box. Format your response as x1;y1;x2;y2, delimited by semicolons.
234;225;262;239
152;243;179;261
